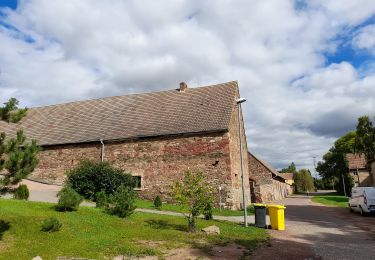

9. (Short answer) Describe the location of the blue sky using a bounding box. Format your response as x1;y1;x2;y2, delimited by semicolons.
0;1;375;173
0;0;17;10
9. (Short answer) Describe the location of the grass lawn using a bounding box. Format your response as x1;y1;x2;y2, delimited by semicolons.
136;199;255;216
0;199;267;259
311;194;349;207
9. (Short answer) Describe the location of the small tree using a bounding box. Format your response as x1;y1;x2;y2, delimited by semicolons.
153;195;162;209
0;130;39;187
171;171;214;232
106;185;137;218
56;186;83;212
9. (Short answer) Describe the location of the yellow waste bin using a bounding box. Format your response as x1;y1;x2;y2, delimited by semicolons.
267;205;286;230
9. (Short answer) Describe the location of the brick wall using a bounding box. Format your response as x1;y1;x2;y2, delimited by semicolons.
31;132;247;209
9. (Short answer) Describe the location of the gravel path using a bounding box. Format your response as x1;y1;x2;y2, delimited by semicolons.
252;195;375;260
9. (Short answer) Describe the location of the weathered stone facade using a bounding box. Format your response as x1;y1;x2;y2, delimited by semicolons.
248;152;293;203
31;131;250;209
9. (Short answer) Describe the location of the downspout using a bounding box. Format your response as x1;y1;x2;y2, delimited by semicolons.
100;139;105;162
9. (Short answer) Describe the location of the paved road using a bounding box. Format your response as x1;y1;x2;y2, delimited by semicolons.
253;195;375;260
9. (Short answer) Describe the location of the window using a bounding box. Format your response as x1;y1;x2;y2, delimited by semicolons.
133;176;142;189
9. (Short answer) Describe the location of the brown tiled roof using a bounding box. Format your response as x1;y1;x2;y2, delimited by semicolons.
279;172;294;181
0;81;238;146
346;153;366;170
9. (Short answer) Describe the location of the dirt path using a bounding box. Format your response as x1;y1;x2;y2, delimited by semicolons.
252;195;375;260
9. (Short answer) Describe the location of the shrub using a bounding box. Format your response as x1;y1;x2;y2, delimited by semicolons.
13;184;29;200
67;160;135;200
153;195;162;209
203;202;213;220
95;191;107;208
106;185;137;218
56;186;83;212
41;217;62;232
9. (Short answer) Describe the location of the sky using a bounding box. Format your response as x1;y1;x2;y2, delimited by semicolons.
0;0;375;174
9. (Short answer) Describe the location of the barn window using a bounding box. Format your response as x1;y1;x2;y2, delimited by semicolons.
133;176;142;189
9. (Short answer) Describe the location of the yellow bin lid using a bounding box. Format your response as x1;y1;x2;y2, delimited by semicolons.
267;204;286;209
253;203;266;207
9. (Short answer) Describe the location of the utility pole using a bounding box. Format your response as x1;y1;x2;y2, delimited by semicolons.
341;174;347;197
313;156;317;178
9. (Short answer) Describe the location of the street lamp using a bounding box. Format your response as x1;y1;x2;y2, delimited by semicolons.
236;97;247;227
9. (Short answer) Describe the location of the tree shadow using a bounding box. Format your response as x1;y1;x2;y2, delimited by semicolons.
145;219;187;232
0;220;10;240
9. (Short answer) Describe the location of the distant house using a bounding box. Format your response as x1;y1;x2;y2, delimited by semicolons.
346;153;372;187
1;81;250;210
279;172;294;186
248;152;293;203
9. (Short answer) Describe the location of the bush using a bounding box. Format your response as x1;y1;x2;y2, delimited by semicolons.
203;203;213;220
106;185;137;218
13;184;29;200
95;191;107;208
56;186;83;212
67;160;135;200
153;195;162;209
41;217;62;232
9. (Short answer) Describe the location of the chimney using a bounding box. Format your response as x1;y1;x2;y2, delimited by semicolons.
179;82;188;92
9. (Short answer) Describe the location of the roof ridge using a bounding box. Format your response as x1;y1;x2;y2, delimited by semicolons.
29;81;238;110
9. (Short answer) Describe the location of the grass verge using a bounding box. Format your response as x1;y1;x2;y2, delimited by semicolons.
136;199;255;216
311;194;348;207
0;199;267;259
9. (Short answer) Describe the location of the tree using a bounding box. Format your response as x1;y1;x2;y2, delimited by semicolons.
316;131;356;195
280;162;297;174
0;98;38;190
0;98;28;123
0;130;39;187
171;171;214;232
355;116;375;164
294;169;314;193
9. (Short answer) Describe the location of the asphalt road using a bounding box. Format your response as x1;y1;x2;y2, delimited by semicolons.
253;194;375;260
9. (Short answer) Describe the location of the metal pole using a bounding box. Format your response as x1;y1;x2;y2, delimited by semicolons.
237;101;248;227
342;174;347;197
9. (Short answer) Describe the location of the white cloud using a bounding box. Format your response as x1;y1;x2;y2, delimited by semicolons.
352;24;375;54
1;0;375;172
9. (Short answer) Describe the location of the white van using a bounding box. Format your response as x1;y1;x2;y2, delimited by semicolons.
349;187;375;215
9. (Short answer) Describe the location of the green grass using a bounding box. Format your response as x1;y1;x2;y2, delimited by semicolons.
136;199;255;216
0;199;267;259
311;194;349;207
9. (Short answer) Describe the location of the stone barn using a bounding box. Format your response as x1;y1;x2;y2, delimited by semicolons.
1;81;250;209
248;152;293;203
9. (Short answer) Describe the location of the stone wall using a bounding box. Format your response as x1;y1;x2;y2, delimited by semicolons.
228;99;251;209
349;169;372;187
31;132;245;209
248;152;292;203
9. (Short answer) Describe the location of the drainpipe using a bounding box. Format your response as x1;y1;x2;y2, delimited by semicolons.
100;139;105;162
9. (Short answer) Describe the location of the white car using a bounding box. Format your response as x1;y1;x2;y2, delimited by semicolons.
349;187;375;216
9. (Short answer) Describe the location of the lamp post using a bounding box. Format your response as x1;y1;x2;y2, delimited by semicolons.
236;97;247;227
